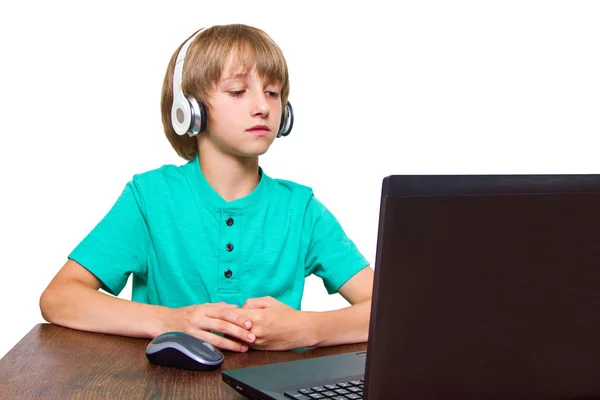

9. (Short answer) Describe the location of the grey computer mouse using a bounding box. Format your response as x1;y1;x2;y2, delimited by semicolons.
145;332;224;371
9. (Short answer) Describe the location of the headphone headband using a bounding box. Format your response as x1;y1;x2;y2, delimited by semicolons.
172;29;205;106
170;26;293;138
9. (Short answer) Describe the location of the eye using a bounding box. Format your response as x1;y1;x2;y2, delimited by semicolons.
228;90;245;97
266;91;280;99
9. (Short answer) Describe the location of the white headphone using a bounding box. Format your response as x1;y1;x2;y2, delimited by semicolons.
171;28;294;138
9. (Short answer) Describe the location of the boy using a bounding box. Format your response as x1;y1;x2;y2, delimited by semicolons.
40;24;374;353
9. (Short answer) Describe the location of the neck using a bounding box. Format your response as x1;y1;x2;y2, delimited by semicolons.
197;138;261;202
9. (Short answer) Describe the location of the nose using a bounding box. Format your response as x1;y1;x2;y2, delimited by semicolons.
251;91;270;118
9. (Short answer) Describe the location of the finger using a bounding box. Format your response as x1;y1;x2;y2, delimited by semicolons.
190;329;250;353
206;307;253;330
235;309;259;322
201;316;256;344
213;302;239;309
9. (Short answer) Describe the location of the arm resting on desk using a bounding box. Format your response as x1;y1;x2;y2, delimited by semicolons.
239;266;374;350
311;265;373;347
40;259;169;338
39;259;255;352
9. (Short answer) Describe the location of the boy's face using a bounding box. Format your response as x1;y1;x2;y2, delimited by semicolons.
204;58;283;158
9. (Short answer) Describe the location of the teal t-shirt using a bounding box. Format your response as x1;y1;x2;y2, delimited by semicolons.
69;156;369;310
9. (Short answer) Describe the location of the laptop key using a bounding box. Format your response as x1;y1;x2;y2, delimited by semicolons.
345;394;361;400
324;384;338;390
311;386;327;392
322;391;337;397
283;392;311;400
298;389;314;395
347;386;361;393
308;394;325;399
336;382;350;388
349;380;362;385
334;388;350;395
331;397;347;400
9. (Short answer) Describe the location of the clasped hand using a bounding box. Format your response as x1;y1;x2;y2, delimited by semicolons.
238;296;311;351
175;297;310;352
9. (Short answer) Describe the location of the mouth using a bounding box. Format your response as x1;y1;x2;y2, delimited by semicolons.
246;125;270;136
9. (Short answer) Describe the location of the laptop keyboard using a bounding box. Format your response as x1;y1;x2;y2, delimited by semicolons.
283;379;364;399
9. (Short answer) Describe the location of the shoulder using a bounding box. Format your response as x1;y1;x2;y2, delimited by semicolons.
130;162;188;187
271;177;314;198
267;176;336;221
268;176;319;210
122;161;193;209
127;161;196;198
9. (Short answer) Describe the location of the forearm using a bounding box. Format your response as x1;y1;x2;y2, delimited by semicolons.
40;281;175;338
305;299;372;348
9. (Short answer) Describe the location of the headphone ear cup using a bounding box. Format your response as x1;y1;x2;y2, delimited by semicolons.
199;102;207;133
188;97;207;135
277;102;294;138
171;97;193;136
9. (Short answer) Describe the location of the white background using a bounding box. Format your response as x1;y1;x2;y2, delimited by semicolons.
1;0;599;359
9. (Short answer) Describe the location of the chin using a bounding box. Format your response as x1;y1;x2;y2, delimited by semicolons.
243;143;274;157
245;148;270;157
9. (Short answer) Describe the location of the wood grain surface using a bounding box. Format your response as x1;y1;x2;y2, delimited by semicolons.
0;324;367;399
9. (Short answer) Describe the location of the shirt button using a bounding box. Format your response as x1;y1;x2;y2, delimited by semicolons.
225;243;234;252
224;269;233;278
226;217;234;226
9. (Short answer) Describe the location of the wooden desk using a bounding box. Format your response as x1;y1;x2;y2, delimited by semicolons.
0;324;367;399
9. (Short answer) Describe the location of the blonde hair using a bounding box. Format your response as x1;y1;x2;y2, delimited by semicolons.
161;24;290;160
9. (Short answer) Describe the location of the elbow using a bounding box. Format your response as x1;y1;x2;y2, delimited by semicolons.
39;287;59;324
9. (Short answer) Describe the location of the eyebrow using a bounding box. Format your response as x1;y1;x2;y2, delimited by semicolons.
219;71;280;87
222;72;249;81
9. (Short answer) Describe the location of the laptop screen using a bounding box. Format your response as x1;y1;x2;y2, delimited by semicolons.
365;175;600;399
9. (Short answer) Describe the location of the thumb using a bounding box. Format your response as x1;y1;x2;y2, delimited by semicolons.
242;298;268;309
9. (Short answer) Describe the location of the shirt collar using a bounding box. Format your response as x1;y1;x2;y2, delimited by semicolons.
183;155;273;213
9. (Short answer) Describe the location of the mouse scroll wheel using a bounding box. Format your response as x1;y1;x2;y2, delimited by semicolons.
202;342;216;352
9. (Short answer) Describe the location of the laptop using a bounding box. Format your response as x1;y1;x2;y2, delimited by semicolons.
222;175;600;400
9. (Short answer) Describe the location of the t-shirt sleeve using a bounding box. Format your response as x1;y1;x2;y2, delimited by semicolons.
68;180;150;296
303;196;370;294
